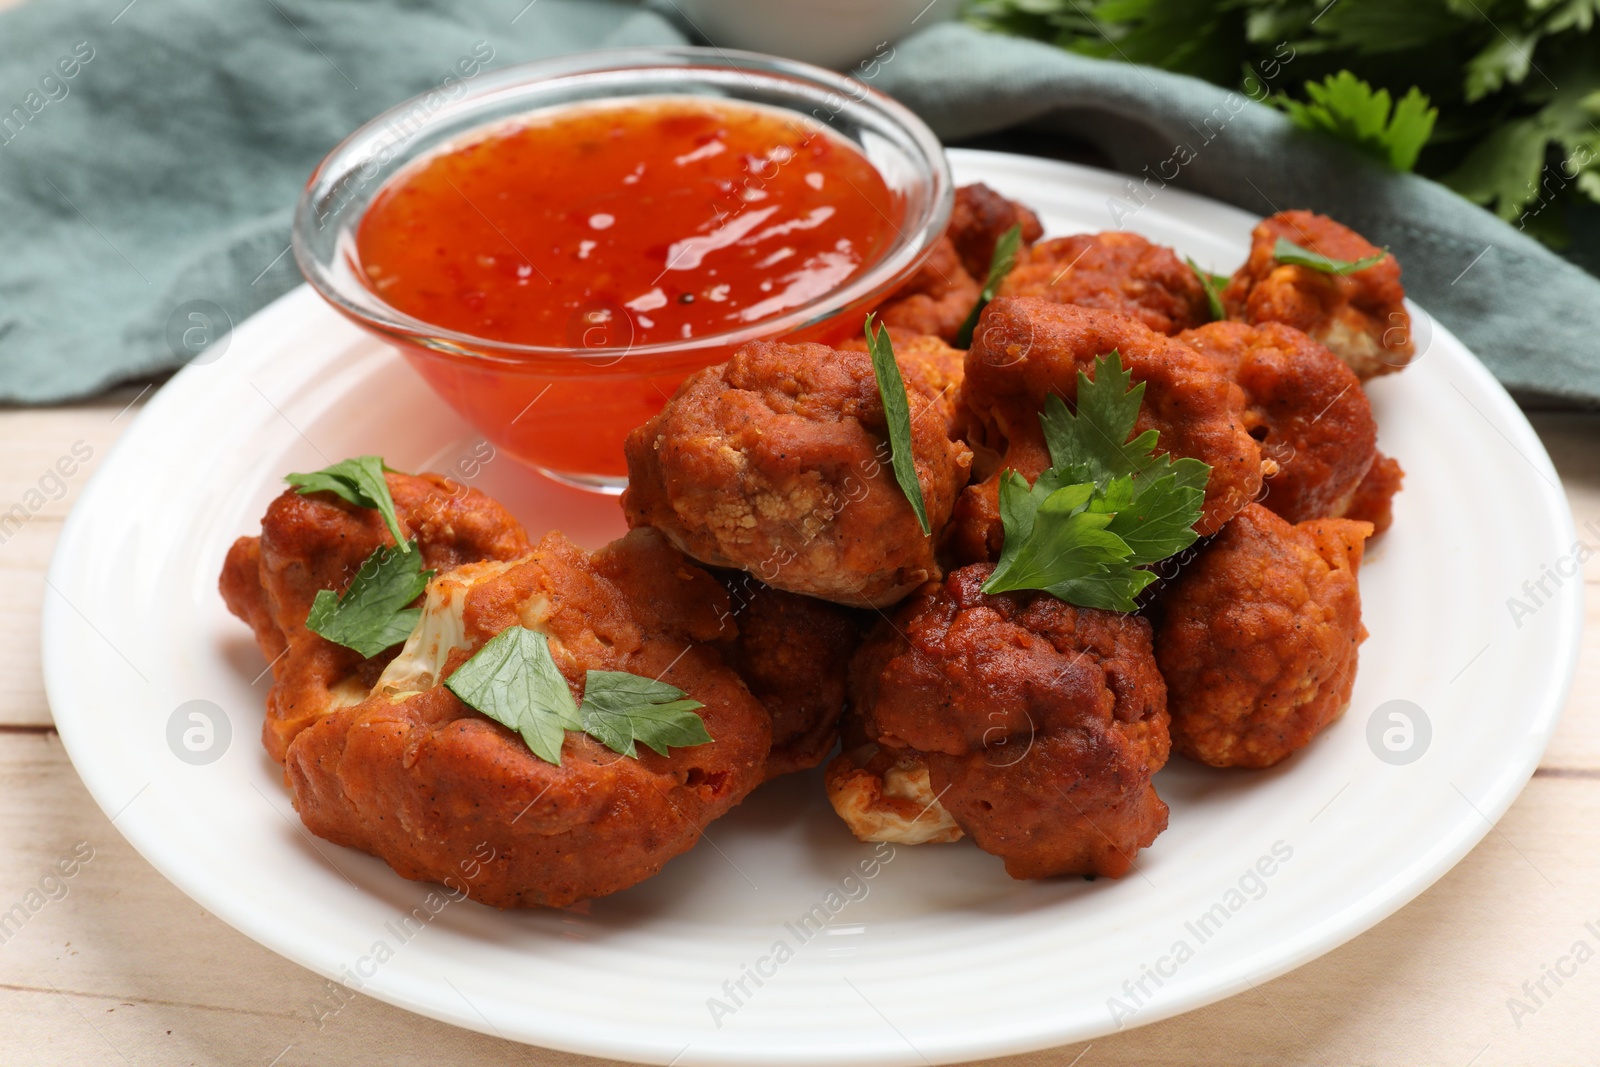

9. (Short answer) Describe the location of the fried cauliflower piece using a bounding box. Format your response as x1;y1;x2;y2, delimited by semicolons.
838;328;967;436
999;231;1210;335
1178;321;1377;523
876;184;1045;343
716;572;863;779
1223;210;1414;379
1152;504;1371;769
219;471;533;762
832;564;1171;879
951;298;1263;562
876;235;980;342
1342;450;1404;535
281;528;772;909
622;338;973;608
947;182;1045;279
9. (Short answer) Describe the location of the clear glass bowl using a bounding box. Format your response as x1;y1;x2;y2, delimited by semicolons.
292;46;952;492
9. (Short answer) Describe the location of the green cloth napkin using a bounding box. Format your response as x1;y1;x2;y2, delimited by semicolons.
3;0;1597;404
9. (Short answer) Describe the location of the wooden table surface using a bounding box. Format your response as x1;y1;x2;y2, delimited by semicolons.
0;384;1593;1067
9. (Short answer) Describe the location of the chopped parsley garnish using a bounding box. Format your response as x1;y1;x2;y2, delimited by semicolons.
1186;258;1229;322
287;455;408;551
1272;238;1388;276
445;625;712;766
864;314;931;536
954;222;1023;348
982;351;1210;612
305;541;434;657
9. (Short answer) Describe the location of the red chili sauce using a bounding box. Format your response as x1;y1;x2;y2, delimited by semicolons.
353;97;903;481
358;97;900;347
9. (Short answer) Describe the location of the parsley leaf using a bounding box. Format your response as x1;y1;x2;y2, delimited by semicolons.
954;222;1024;348
984;476;1131;595
981;351;1209;612
580;672;711;758
1444;69;1600;225
864;315;931;536
444;626;714;765
287;456;409;552
1279;72;1437;173
306;541;434;658
1273;238;1388;275
1186;258;1229;322
444;627;582;766
1104;458;1209;564
1037;356;1157;484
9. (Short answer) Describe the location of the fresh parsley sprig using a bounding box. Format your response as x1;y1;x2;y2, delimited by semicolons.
287;455;409;551
445;625;712;766
954;222;1023;348
306;541;434;657
982;351;1210;612
1272;238;1388;276
864;314;931;536
1186;258;1229;322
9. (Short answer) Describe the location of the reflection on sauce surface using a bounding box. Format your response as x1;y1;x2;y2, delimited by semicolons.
356;96;902;349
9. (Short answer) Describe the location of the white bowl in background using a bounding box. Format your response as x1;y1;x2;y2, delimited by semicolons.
674;0;959;70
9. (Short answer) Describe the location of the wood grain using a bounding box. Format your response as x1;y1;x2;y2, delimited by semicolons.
1;397;1596;1066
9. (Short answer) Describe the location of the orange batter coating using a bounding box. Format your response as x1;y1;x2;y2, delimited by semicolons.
623;338;973;607
835;564;1171;879
219;471;533;762
1342;450;1404;535
273;528;771;909
1153;504;1371;769
999;231;1210;335
715;573;863;779
837;328;967;436
947;182;1045;279
1178;321;1377;523
1222;210;1414;379
876;235;980;343
951;298;1263;562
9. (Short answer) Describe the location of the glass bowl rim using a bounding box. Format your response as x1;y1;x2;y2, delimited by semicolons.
290;45;953;366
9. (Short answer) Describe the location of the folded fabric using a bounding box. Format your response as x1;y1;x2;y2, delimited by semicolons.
2;0;1596;405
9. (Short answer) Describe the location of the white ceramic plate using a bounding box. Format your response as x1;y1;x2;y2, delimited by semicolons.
44;150;1583;1065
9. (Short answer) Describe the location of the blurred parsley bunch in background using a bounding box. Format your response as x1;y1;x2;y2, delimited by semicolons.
964;0;1600;255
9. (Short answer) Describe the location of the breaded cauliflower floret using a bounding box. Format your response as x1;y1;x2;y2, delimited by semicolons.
1152;504;1371;769
834;564;1171;879
877;183;1046;343
715;573;863;779
947;182;1045;279
281;528;772;909
950;298;1263;563
1222;210;1414;379
999;232;1210;335
623;338;973;607
1178;321;1377;523
876;235;980;343
839;328;967;436
219;471;533;762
